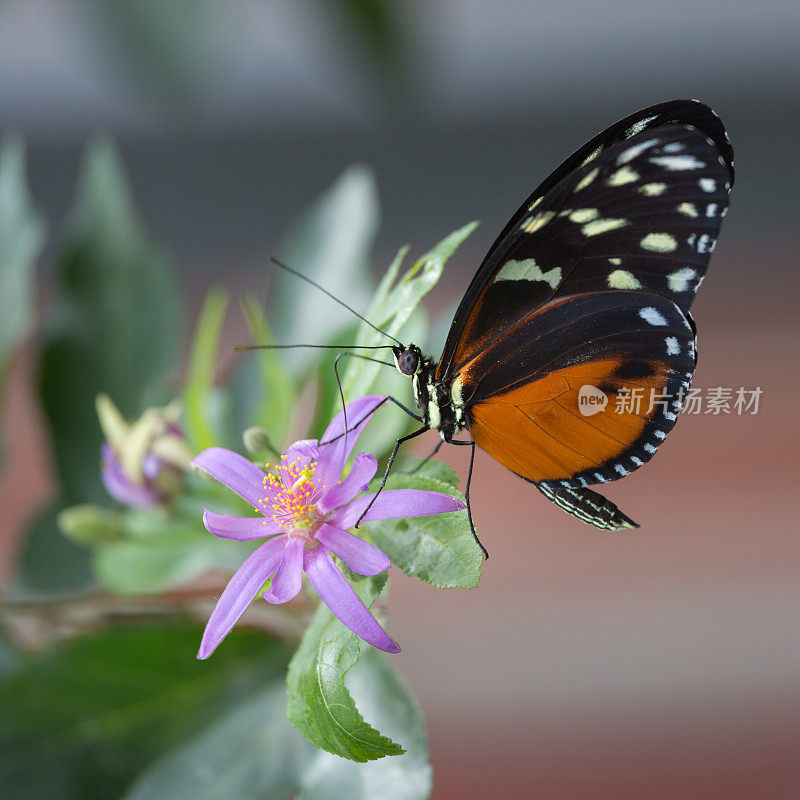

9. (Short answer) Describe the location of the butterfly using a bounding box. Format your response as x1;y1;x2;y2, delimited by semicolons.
352;99;734;555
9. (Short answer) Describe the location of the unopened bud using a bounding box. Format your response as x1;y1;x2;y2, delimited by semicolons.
243;426;277;456
58;504;126;545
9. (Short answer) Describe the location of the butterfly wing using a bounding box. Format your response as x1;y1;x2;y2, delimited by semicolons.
437;101;732;381
435;103;732;523
459;291;695;487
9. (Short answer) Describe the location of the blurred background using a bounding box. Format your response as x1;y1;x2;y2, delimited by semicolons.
1;1;799;797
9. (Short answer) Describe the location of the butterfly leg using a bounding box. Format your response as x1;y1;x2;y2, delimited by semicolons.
354;426;429;528
535;482;639;531
448;439;488;559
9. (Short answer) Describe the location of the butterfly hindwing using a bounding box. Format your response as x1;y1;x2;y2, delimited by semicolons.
458;291;696;487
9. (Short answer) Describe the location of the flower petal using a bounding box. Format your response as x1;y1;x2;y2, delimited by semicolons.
101;444;161;508
263;536;305;603
330;489;466;529
303;545;400;654
198;535;287;659
315;396;385;491
315;523;390;576
193;447;273;510
202;509;283;541
317;452;378;513
279;439;319;484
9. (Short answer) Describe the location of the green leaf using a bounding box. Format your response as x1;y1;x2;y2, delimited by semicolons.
0;135;45;402
38;137;182;504
122;682;312;800
368;460;483;589
184;286;229;453
341;222;477;403
230;293;295;449
298;651;432;800
92;510;251;595
0;624;291;800
286;572;404;762
124;657;432;800
270;165;379;374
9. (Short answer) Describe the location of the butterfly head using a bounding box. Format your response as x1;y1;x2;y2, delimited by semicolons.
392;344;422;377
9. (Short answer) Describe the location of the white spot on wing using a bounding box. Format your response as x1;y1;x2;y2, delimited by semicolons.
639;182;666;196
574;167;599;193
607;269;641;290
677;202;698;217
665;336;680;355
609;257;622;265
705;203;718;217
643;443;657;454
662;142;685;153
699;178;716;192
640;232;677;252
494;258;562;288
639;307;668;326
650;155;706;171
617;138;658;165
614;464;629;476
696;234;715;253
569;208;599;223
653;430;667;440
582;218;628;237
667;267;697;292
522;211;555;233
607;166;639;187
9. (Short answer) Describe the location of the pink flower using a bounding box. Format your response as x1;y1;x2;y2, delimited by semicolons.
193;396;464;657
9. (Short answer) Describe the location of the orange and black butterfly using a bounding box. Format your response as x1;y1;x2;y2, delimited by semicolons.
352;99;734;555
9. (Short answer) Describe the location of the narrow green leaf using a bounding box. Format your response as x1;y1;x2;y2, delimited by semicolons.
368;460;483;589
184;286;228;453
234;293;295;448
298;651;433;800
286;572;404;762
270;165;379;373
0;624;291;800
0;135;46;398
123;682;312;800
38;137;182;504
341;222;477;403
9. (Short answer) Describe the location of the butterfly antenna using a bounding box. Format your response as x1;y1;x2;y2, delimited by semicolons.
270;257;403;347
234;343;395;354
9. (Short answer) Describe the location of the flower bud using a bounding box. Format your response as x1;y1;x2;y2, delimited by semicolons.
242;426;277;456
97;395;193;508
58;504;126;544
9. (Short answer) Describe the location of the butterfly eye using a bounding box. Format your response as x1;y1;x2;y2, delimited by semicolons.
396;348;419;376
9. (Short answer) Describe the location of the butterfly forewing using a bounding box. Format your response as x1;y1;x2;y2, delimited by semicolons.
438;103;732;383
475;99;733;271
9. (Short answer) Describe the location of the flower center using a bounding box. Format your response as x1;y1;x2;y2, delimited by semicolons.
262;456;322;537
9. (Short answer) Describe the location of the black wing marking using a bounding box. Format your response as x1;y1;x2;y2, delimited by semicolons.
438;123;730;380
